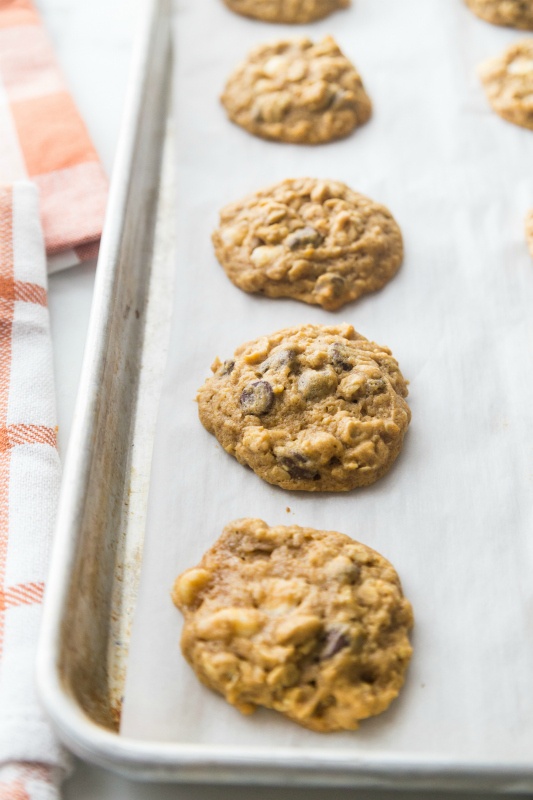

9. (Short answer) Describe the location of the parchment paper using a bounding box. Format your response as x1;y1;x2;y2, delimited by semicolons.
121;0;533;764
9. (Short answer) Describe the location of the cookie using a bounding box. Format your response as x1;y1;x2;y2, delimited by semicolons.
525;209;533;256
478;40;533;130
196;323;411;492
221;36;372;144
172;518;414;732
212;178;403;311
465;0;533;29
223;0;349;23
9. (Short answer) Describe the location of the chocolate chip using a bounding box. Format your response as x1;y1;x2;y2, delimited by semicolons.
290;452;307;464
220;359;235;376
259;348;297;374
279;455;319;481
285;226;323;250
240;380;274;415
328;343;353;372
321;630;350;660
322;273;345;294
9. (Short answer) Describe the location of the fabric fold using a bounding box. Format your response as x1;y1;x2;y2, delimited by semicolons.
0;0;108;272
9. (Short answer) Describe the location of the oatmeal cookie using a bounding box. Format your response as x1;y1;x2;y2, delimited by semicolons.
525;209;533;256
196;324;411;492
478;39;533;130
173;518;414;732
223;0;349;23
212;178;403;311
465;0;533;29
221;36;371;144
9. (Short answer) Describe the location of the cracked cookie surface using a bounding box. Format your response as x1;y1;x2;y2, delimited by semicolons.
221;36;371;144
478;39;533;129
223;0;349;23
213;178;403;311
465;0;533;29
196;324;411;492
172;518;414;732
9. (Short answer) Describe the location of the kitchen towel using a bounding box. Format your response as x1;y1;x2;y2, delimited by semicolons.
0;0;108;273
0;182;68;798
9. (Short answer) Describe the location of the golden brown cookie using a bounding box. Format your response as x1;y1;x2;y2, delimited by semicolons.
212;178;403;311
196;324;411;492
525;209;533;256
172;518;414;732
223;0;350;23
221;36;371;144
465;0;533;29
478;39;533;130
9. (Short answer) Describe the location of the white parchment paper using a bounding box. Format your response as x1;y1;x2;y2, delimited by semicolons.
121;0;533;764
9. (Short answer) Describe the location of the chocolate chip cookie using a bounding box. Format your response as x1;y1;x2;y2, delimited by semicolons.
221;36;372;144
465;0;533;29
478;40;533;130
196;324;411;492
173;518;414;732
223;0;349;23
212;178;403;311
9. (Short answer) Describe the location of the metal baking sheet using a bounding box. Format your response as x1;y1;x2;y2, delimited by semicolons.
39;0;533;790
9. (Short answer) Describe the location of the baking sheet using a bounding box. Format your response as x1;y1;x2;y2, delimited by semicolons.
121;0;533;766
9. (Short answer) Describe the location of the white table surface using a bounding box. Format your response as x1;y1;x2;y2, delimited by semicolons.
40;0;531;796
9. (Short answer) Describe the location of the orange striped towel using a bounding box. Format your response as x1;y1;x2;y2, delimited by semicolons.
0;0;108;273
0;183;69;798
0;764;63;800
